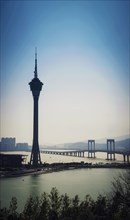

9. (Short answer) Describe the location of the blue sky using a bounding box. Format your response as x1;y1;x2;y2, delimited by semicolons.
1;0;129;145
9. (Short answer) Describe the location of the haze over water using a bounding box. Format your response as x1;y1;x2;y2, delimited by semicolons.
3;151;124;164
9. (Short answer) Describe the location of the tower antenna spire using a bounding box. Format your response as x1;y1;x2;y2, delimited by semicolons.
34;47;37;78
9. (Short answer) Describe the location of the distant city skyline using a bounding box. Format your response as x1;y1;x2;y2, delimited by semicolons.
1;1;129;145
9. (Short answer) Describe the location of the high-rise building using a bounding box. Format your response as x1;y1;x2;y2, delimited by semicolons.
0;138;16;151
29;49;43;166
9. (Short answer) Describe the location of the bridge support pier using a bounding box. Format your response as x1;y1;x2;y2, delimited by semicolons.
78;152;80;157
88;140;96;158
123;154;130;163
107;139;115;160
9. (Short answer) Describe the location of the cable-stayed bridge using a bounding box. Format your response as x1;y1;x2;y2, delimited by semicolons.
41;139;130;163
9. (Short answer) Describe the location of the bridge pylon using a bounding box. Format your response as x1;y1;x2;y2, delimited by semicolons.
107;139;115;160
123;154;130;163
88;140;96;158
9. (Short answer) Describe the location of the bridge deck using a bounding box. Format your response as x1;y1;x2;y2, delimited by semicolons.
41;150;130;156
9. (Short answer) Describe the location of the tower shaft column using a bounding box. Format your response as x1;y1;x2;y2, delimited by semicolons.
33;97;38;145
30;96;42;166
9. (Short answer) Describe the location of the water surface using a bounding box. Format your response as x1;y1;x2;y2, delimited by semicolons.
0;168;125;212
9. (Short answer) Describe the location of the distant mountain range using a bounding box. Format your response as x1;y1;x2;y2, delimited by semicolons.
41;138;130;152
67;139;130;152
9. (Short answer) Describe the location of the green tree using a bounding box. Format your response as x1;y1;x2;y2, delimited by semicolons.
23;196;40;220
78;195;95;220
70;195;80;219
60;193;71;219
92;195;108;220
108;170;130;220
8;197;18;219
48;187;62;219
0;207;10;220
39;192;50;220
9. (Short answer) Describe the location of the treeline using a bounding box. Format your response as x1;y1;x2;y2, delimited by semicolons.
0;171;130;220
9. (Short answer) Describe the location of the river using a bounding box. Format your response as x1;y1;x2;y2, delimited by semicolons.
0;151;126;212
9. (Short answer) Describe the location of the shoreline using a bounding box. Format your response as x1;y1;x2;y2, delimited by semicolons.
0;163;130;178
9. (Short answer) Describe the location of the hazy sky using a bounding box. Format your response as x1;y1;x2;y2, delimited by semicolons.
1;0;129;145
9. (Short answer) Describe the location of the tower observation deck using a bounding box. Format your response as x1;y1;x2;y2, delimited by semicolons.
29;50;43;166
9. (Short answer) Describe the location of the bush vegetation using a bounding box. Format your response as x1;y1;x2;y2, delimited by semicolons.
0;170;130;220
